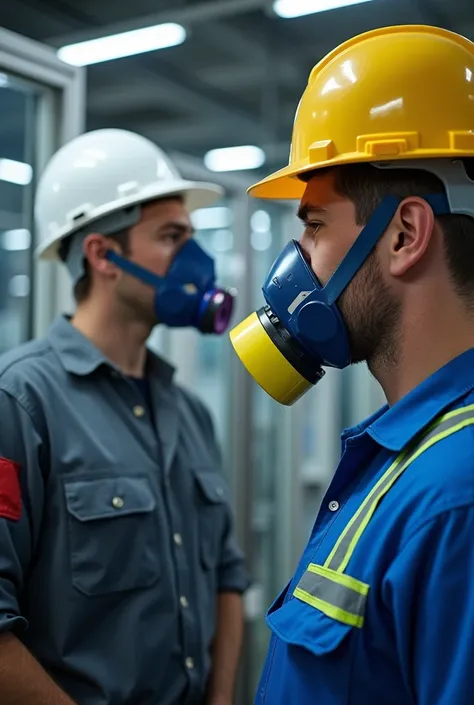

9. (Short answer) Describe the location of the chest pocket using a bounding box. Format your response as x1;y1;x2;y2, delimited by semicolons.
264;587;357;704
193;467;228;571
64;476;161;597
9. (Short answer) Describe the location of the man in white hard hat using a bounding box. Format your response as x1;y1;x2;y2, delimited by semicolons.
0;128;248;705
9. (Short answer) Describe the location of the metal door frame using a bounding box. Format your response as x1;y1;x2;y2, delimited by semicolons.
0;25;86;338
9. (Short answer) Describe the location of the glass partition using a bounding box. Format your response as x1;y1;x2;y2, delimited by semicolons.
148;197;242;455
245;202;287;692
0;76;38;352
0;26;85;348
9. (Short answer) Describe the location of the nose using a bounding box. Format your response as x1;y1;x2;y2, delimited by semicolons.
298;239;313;266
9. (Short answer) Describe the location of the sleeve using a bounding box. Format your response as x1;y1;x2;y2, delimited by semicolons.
383;506;474;705
216;505;250;595
0;388;46;635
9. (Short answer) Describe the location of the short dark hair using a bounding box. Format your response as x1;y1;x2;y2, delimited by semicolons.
302;161;474;305
60;228;130;304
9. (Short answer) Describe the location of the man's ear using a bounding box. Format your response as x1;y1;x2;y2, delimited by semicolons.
82;233;119;277
387;197;436;278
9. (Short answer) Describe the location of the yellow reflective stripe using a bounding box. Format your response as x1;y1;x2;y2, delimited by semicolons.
293;563;369;628
306;563;369;596
293;587;365;629
417;403;474;440
324;452;405;570
438;403;474;420
336;417;474;573
324;405;474;574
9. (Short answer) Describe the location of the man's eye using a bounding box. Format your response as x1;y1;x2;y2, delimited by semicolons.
163;232;182;243
304;222;322;236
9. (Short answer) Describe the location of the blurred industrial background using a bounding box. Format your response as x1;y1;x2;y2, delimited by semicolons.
0;1;473;701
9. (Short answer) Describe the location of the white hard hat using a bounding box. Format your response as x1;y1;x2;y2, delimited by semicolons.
34;128;224;261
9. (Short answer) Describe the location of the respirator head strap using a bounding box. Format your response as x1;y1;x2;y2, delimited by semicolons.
322;192;451;306
105;250;163;288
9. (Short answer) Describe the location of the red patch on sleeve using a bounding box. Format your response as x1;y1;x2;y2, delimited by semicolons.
0;458;22;521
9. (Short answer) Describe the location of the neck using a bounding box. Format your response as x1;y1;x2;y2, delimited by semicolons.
72;297;152;378
371;295;474;406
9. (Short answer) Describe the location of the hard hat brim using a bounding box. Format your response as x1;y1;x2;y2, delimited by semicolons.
36;179;224;261
248;150;474;201
248;152;382;200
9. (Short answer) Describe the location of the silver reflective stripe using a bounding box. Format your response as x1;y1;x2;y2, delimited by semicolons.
326;407;474;572
296;569;367;619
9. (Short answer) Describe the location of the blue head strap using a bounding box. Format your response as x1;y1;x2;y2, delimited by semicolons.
105;239;214;328
323;193;450;305
262;193;451;369
104;239;234;333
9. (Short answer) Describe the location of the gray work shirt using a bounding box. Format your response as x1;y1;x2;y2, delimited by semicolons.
0;316;248;705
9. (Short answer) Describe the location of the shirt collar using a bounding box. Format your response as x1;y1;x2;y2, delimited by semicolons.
362;348;474;451
47;315;175;383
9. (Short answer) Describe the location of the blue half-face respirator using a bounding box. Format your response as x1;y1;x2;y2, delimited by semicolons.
106;239;235;334
230;193;451;405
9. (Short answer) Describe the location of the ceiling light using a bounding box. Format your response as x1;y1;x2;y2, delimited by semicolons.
192;207;233;230
211;229;234;253
0;159;33;186
251;210;271;233
2;229;31;251
204;146;265;172
57;23;187;67
273;0;375;19
9;275;30;298
251;229;273;252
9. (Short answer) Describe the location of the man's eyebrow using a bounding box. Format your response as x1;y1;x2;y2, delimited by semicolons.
157;221;195;235
297;204;328;222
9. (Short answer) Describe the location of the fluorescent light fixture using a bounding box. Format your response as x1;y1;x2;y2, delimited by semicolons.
57;23;186;67
2;229;31;251
192;207;233;231
274;0;375;19
251;229;273;252
0;159;33;186
9;275;30;298
251;210;271;233
204;146;265;173
211;229;234;253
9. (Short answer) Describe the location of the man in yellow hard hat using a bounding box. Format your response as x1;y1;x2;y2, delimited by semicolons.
231;25;474;705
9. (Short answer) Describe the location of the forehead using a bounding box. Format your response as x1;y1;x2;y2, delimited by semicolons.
139;197;191;226
300;170;348;211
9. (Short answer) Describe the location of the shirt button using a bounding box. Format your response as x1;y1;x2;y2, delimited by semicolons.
112;496;124;509
329;500;339;512
180;596;189;609
174;533;183;546
133;405;145;418
185;657;194;670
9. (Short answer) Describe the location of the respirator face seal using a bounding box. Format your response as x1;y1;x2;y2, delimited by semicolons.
106;238;235;334
231;184;454;406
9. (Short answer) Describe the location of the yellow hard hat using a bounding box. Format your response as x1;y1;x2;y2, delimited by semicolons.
231;24;474;406
250;24;474;201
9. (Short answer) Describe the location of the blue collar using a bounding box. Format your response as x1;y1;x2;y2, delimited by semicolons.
353;348;474;451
